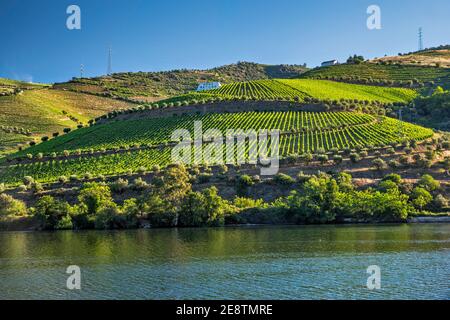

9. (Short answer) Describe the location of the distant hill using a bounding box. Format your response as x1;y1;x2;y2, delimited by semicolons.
52;62;309;103
371;49;450;68
0;77;48;96
300;61;450;89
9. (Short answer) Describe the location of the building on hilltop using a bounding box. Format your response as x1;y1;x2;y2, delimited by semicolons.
321;60;339;67
196;82;222;91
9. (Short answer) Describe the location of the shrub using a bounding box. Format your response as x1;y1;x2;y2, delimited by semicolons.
388;159;400;169
418;174;440;191
333;155;343;164
0;183;5;193
372;158;387;171
236;175;254;196
0;194;27;217
359;150;368;158
30;182;44;194
300;152;313;164
386;147;396;155
131;177;149;191
23;176;34;186
399;155;410;166
382;173;402;184
110;178;129;193
317;154;329;164
349;153;361;163
58;176;68;184
432;194;448;210
297;171;310;183
198;173;212;184
378;180;399;193
273;173;295;185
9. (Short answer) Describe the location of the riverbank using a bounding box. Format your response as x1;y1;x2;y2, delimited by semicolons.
1;214;449;232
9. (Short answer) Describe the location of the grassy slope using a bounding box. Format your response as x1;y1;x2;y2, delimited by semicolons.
53;62;309;102
0;89;133;155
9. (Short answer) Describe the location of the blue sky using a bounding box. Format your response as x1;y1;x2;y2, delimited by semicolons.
0;0;449;83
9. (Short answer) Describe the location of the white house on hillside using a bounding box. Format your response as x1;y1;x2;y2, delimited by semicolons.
321;60;339;67
196;82;221;91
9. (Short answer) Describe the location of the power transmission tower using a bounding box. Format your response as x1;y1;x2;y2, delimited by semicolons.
107;46;112;76
418;28;423;51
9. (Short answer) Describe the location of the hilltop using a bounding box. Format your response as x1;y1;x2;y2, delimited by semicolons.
301;61;450;89
0;77;48;96
52;62;309;103
372;48;450;68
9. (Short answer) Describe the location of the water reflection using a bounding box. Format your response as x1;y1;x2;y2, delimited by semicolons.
0;224;449;299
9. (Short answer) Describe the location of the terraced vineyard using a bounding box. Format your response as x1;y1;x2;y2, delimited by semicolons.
203;79;417;103
301;63;450;88
0;111;433;185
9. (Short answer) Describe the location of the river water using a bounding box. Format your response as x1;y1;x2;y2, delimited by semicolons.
0;224;449;300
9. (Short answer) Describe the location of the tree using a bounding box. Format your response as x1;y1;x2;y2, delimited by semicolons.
179;187;234;227
142;164;192;227
78;183;113;215
418;174;440;191
35;196;73;230
410;187;432;210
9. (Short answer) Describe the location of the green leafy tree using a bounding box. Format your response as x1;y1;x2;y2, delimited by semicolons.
35;196;73;230
410;187;433;210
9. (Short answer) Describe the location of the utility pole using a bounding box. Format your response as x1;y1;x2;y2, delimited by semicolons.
107;46;112;76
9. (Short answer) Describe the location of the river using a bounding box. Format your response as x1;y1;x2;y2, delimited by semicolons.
0;224;449;300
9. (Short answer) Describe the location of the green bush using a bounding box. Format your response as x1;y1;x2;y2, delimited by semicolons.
273;173;295;185
0;194;27;217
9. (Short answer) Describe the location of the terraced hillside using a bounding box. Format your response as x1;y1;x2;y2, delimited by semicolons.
0;77;48;95
0;111;433;185
0;89;134;155
53;62;308;102
301;62;450;88
203;79;417;103
372;49;450;68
